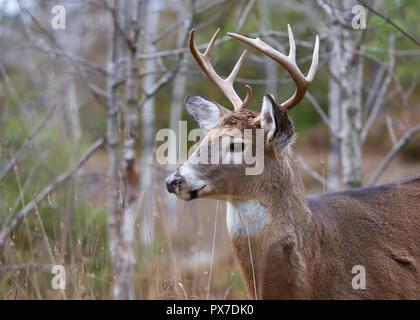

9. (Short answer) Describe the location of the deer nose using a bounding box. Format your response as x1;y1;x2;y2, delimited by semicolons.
166;173;184;194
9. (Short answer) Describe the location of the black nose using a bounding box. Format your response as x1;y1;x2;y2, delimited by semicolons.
166;173;184;194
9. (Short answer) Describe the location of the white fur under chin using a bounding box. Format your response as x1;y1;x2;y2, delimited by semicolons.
226;199;268;237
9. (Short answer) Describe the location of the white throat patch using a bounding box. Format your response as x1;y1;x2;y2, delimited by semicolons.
226;199;268;237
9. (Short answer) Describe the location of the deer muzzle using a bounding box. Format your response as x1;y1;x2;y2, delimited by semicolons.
166;173;184;194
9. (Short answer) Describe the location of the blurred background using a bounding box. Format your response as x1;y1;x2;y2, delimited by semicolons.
0;0;419;299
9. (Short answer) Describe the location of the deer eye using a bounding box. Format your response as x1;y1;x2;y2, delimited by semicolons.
230;142;245;153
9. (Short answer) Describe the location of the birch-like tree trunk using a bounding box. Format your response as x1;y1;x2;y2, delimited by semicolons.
169;1;189;136
140;0;162;244
258;0;277;95
122;0;141;275
322;0;364;189
340;39;363;189
106;0;134;300
338;0;363;189
327;20;342;190
166;0;190;223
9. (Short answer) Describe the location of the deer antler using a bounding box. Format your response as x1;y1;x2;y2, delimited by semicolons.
189;28;252;111
227;24;319;110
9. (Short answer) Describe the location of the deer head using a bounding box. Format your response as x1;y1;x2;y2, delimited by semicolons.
166;25;319;203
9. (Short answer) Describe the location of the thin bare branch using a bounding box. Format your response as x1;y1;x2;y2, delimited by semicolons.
0;62;29;132
138;71;176;109
235;0;256;32
297;155;333;191
386;116;397;145
361;34;396;142
0;107;55;182
305;92;334;134
356;0;420;47
370;124;420;185
25;45;108;76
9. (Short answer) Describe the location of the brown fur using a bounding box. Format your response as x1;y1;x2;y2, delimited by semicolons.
228;136;420;299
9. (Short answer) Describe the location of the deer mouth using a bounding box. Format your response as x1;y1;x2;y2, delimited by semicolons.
166;171;211;200
177;185;206;201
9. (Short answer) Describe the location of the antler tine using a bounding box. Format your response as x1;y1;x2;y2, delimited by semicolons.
226;49;247;85
189;28;252;110
227;25;319;111
203;28;220;60
287;24;296;64
241;85;253;109
306;35;319;82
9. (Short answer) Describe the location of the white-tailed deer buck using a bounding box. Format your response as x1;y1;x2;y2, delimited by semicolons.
166;26;420;299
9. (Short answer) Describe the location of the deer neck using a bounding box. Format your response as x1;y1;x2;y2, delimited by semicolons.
226;148;315;298
227;146;311;239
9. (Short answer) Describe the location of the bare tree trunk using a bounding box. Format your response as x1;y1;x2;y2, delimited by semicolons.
322;0;364;189
327;21;342;190
106;0;134;300
340;42;363;189
339;0;363;189
166;0;191;224
122;0;141;275
258;0;277;95
169;1;189;136
140;0;162;244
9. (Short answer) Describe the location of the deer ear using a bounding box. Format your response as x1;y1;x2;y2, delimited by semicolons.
185;95;230;132
261;95;295;153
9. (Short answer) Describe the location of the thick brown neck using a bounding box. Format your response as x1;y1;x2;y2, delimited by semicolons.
260;146;312;229
230;147;324;299
229;148;420;299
